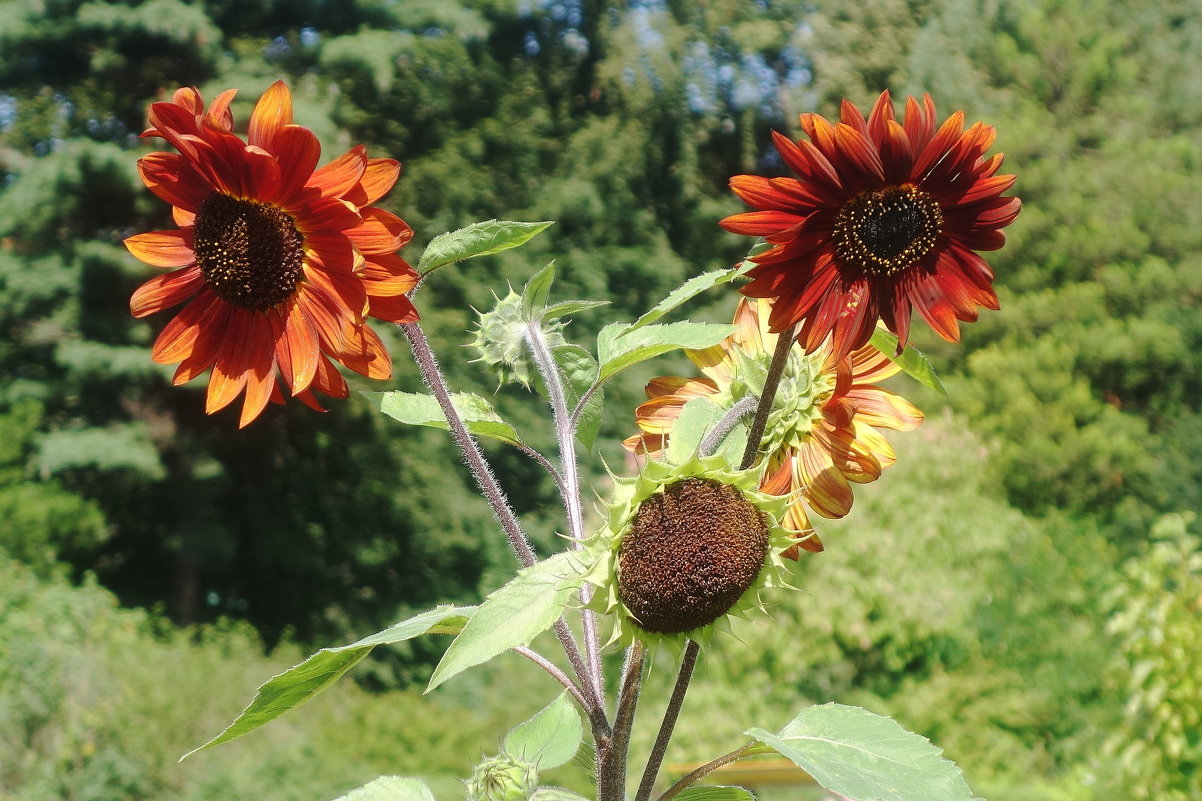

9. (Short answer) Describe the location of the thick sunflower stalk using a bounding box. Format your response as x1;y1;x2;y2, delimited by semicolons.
125;84;1019;801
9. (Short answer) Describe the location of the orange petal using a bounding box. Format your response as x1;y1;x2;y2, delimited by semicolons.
150;290;222;363
239;363;277;427
273;125;323;204
205;312;253;413
282;300;320;394
345;207;413;255
124;229;195;268
797;438;853;518
345;158;401;206
138;153;212;211
205;88;238;132
130;265;204;318
310;353;349;398
248;80;293;152
339;323;391;380
368;293;419;323
307;145;367;199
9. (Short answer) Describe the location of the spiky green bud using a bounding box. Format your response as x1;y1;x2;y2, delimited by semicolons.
469;290;566;389
465;755;538;801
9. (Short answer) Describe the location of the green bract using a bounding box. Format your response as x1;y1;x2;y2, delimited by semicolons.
584;454;800;654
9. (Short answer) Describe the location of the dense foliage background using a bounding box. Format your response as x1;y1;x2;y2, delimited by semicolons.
1;0;1199;799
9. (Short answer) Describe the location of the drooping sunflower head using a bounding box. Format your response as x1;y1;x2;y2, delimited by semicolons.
586;454;799;652
124;82;419;426
721;90;1021;362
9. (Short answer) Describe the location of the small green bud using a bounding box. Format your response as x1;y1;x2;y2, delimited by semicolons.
465;754;538;801
469;291;566;389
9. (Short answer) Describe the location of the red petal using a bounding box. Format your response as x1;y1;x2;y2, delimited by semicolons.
912;110;965;179
345;158;401;206
345;207;413;255
248;81;293;152
903;94;938;150
294;196;362;232
205;88;238;132
339;323;391;380
205;312;254;413
130;265;205;317
720;210;807;236
307;145;367;199
865;90;895;145
273;125;323;204
368;293;419;323
138;153;212;211
124;229;195;268
150;290;222;364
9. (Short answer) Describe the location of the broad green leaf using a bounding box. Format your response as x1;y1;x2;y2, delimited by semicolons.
418;219;554;275
428;552;587;691
624;268;740;333
868;329;949;396
503;692;583;770
553;344;603;450
183;606;472;759
596;322;738;384
542;299;610;319
676;787;756;801
666;397;724;464
330;777;437;801
522;261;557;321
528;789;590;801
746;703;978;801
368;391;523;447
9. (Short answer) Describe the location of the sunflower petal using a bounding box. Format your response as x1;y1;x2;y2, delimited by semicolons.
248;80;293;152
130;265;205;318
125;229;195;268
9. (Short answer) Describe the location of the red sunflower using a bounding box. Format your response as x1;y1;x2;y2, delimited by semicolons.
721;90;1021;362
124;81;419;427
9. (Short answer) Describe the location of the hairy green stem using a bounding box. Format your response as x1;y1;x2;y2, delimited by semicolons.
739;323;798;471
635;322;799;800
524;323;607;714
599;642;647;801
403;321;538;567
401;321;599;729
655;742;759;801
698;395;758;458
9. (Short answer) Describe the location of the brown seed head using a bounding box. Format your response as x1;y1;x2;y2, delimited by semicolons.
617;477;770;634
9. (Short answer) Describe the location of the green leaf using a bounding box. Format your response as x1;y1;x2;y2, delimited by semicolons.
553;344;603;450
503;692;583;770
428;552;587;692
542;299;610;319
368;391;523;447
746;703;978;801
868;329;949;396
418;219;554;275
522;261;557;321
665;397;724;464
528;789;591;801
625;268;740;333
675;787;756;801
330;777;437;801
183;606;472;759
596;322;738;384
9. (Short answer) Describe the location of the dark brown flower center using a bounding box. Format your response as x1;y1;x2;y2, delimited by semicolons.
617;478;770;635
193;193;305;311
832;184;942;278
